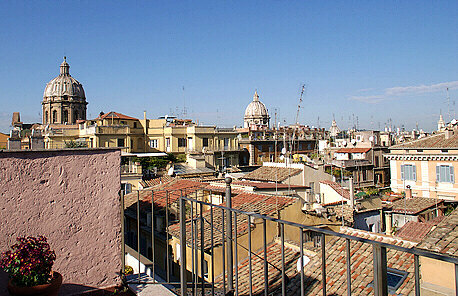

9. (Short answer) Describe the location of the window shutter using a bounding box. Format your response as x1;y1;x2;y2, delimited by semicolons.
450;166;454;183
401;165;405;180
413;165;417;181
436;166;440;182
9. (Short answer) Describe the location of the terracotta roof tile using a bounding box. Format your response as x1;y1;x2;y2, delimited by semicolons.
391;131;458;149
215;227;416;295
391;196;443;214
98;111;139;120
417;208;458;258
394;221;435;243
168;193;297;250
242;166;302;182
335;148;371;153
140;175;174;188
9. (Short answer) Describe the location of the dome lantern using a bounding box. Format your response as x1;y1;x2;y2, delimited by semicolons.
59;56;70;75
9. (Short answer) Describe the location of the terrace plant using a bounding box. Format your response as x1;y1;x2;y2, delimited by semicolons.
0;236;57;287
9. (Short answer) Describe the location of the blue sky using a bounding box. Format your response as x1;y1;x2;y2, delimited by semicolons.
0;1;457;133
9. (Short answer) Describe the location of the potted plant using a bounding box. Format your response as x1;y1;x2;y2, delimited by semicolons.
1;236;62;296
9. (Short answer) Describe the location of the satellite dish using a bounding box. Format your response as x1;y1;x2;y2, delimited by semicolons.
369;136;374;142
351;139;356;145
296;255;311;272
452;119;457;125
280;155;285;161
281;148;287;155
342;140;347;146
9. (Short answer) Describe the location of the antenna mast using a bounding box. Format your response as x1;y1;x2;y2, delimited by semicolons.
293;84;306;154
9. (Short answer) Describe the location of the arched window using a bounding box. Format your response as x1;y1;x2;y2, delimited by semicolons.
63;110;68;123
52;110;57;123
73;111;78;123
45;111;48;124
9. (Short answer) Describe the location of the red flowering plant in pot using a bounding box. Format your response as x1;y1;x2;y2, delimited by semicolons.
0;236;62;296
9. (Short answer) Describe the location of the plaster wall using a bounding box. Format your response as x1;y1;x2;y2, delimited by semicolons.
0;149;122;295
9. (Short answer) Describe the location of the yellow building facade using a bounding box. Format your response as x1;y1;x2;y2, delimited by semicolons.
386;130;458;200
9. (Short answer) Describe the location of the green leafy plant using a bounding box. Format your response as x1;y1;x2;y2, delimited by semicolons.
0;236;56;286
65;140;87;148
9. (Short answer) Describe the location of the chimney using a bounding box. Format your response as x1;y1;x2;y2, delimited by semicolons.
445;129;454;139
349;177;354;208
143;110;147;120
406;185;412;199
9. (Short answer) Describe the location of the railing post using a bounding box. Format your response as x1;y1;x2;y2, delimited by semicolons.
373;244;388;296
455;263;458;296
120;190;125;277
137;190;141;283
179;196;187;296
225;176;234;292
414;254;420;295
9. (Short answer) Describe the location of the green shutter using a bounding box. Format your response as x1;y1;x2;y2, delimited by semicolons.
436;166;440;182
450;166;454;183
413;165;417;181
401;165;405;180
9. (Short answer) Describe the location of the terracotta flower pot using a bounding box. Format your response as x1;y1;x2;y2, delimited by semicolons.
7;272;63;296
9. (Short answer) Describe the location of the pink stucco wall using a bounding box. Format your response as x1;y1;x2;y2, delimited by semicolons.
0;148;122;295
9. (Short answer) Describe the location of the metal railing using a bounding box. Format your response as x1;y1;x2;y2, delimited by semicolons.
121;180;458;296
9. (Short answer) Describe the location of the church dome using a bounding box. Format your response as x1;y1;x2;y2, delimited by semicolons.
244;91;270;128
43;57;86;100
244;91;268;118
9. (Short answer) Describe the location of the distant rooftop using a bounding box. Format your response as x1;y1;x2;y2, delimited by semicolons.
242;166;302;182
391;131;458;149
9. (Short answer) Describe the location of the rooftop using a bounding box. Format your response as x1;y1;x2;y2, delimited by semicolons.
390;196;443;214
242;166;302;182
417;208;458;257
335;148;371;153
319;180;350;200
394;221;436;243
168;192;297;250
390;131;458;149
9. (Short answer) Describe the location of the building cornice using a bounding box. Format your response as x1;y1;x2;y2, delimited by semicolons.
385;154;458;161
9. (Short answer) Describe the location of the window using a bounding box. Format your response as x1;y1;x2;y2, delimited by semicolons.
166;138;170;148
149;139;158;148
370;268;408;294
133;122;137;128
121;183;132;194
224;138;230;150
52;110;57;123
117;138;125;147
203;260;209;278
202;138;209;147
178;138;186;147
436;165;454;183
303;230;322;248
63;110;68;123
400;164;416;181
45;111;49;124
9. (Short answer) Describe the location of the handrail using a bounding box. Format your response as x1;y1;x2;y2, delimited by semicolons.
180;195;458;265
